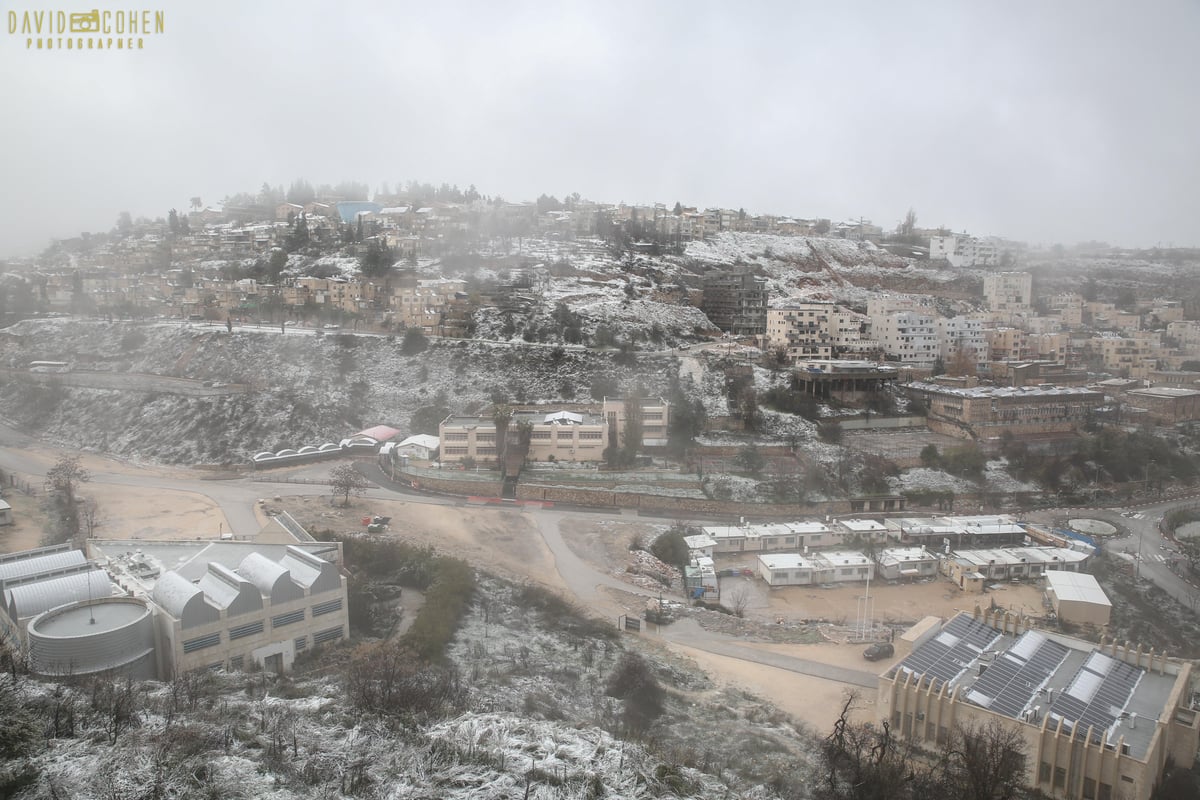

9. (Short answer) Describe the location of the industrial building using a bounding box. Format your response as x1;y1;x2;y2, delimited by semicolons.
0;534;349;680
879;610;1199;800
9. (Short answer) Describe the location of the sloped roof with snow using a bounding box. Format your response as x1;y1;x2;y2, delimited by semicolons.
0;549;87;585
7;568;115;621
397;434;439;450
238;553;303;604
152;570;220;627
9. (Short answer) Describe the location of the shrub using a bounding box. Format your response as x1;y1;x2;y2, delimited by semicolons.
605;652;665;734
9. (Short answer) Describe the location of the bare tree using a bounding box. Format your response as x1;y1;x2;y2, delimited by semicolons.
44;453;89;506
725;582;751;618
329;463;369;507
938;720;1027;800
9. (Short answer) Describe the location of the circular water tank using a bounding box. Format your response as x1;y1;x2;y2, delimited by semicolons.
26;597;156;679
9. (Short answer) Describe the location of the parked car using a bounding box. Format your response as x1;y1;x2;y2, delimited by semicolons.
863;642;895;661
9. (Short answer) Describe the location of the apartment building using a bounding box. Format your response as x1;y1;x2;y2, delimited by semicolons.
873;310;939;364
764;303;835;360
936;316;989;368
929;235;999;267
1089;334;1160;379
986;327;1031;363
983;272;1033;311
701;271;768;335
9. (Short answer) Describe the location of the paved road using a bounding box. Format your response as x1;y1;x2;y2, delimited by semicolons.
0;367;247;397
1024;502;1200;610
7;424;1198;688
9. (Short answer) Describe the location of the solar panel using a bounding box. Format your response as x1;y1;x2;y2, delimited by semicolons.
966;630;1071;719
1049;653;1145;743
893;615;1002;688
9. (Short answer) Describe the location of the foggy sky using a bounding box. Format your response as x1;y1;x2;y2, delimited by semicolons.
2;0;1197;257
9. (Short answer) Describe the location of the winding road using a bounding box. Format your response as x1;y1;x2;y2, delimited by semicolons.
3;423;1195;691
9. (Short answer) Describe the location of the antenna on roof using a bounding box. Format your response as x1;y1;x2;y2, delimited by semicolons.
87;570;96;625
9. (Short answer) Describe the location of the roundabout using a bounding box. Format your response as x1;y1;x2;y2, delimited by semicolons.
1067;518;1118;537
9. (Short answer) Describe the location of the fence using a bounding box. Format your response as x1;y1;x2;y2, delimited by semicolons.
0;470;39;496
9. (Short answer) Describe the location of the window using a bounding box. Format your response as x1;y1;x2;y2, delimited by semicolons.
578;432;602;440
531;431;551;440
476;447;496;455
1098;783;1112;800
1039;763;1051;784
1054;767;1066;789
230;655;245;671
443;433;467;442
229;620;264;640
183;632;221;653
313;625;343;645
475;434;495;443
295;636;308;652
312;598;343;616
444;446;468;455
925;722;935;741
272;609;305;628
1083;778;1096;799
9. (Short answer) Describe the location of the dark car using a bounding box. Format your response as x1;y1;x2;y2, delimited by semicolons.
863;642;895;661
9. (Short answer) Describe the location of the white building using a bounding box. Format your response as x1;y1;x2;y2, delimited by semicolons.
877;547;939;581
983;272;1033;312
1044;570;1112;626
929;235;999;267
393;434;439;460
936;316;989;367
758;549;875;586
758;553;817;586
872;309;939;364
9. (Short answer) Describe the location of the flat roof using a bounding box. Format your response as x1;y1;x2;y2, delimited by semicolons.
1126;387;1200;398
909;381;1100;398
838;519;887;532
88;540;341;593
31;598;148;636
890;612;1177;758
758;554;815;570
1045;571;1112;607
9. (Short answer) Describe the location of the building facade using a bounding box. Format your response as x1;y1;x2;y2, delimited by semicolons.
879;610;1199;800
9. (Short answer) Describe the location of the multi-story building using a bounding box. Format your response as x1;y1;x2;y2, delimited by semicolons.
929;235;999;267
438;398;670;465
983;271;1033;311
2;536;349;680
936;316;989;369
873;310;938;364
906;382;1105;440
764;303;835;361
701;271;768;336
1089;334;1160;379
879;610;1199;800
986;327;1031;363
1121;387;1200;424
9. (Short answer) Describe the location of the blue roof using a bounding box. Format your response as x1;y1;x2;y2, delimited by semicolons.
335;201;382;223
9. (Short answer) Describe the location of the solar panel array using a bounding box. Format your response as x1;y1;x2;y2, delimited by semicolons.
893;614;1001;688
1049;651;1145;742
964;630;1071;718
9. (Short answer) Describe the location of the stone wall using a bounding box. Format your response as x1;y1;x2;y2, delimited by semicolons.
396;468;503;497
514;483;898;518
